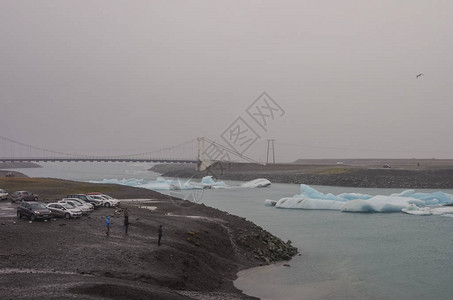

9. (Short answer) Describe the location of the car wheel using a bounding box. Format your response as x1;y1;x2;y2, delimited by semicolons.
17;211;22;219
34;197;38;201
105;202;111;208
64;213;70;219
30;214;36;221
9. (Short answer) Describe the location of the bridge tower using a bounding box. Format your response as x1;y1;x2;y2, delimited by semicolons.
266;139;275;164
196;137;216;171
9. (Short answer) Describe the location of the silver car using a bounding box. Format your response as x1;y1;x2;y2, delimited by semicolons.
47;203;82;219
66;198;94;210
59;198;93;215
0;189;8;200
89;194;120;207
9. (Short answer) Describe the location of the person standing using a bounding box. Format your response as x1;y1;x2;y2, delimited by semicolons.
158;224;163;246
124;208;129;234
105;216;111;236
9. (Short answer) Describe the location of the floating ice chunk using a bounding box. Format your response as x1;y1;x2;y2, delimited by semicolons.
402;204;432;216
241;178;271;188
267;184;453;216
402;205;453;216
201;176;226;188
429;206;453;215
264;199;277;206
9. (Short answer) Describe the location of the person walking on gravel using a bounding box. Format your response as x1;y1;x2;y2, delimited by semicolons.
124;208;129;234
158;224;163;246
105;216;110;236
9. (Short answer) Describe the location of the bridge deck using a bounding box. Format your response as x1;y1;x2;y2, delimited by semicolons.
0;158;197;164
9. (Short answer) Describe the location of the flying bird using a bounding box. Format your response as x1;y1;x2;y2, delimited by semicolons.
416;73;424;78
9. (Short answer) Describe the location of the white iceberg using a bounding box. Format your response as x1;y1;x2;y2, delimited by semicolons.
267;184;453;216
402;204;432;216
264;199;277;206
241;178;271;188
200;176;226;189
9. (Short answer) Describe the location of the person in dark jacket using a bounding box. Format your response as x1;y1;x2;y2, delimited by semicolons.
124;208;129;234
158;225;163;246
105;216;110;236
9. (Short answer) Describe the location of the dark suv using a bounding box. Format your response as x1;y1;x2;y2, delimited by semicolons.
66;194;102;207
17;202;52;221
10;191;38;203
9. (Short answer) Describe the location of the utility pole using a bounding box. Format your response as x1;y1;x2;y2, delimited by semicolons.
266;139;275;164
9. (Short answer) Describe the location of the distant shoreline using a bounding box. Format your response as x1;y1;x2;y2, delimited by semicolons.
152;161;453;189
0;161;41;169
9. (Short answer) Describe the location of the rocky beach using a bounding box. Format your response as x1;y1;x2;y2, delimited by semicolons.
0;177;297;299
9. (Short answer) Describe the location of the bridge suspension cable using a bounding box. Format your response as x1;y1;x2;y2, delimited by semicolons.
112;138;197;159
0;135;199;162
202;137;264;165
0;135;92;158
0;134;262;164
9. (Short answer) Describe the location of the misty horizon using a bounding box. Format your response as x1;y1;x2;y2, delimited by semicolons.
1;1;452;162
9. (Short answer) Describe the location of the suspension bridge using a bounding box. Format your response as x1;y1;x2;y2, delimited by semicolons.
0;136;262;171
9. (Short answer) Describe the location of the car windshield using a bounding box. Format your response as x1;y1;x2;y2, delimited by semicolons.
30;203;47;209
61;203;73;209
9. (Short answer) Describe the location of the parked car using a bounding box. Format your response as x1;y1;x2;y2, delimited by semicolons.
17;202;52;221
88;193;120;207
59;198;93;215
0;189;8;200
47;203;82;219
66;194;102;207
10;191;38;203
65;198;94;210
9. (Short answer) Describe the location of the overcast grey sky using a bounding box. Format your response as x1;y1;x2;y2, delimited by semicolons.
1;1;452;162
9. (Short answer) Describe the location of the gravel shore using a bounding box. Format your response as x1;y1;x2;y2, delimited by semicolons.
0;177;297;299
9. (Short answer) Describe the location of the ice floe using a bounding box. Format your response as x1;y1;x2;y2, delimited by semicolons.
90;176;271;191
240;178;271;188
268;184;453;216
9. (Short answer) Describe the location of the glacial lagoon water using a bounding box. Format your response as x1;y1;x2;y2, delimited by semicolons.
13;162;453;299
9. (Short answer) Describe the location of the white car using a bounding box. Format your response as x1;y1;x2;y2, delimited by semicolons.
47;203;82;219
67;198;94;210
59;198;93;214
0;189;8;200
88;194;120;207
